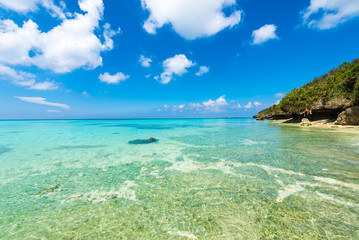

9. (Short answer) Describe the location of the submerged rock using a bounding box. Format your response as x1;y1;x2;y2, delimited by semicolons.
336;106;359;125
128;137;158;145
38;184;60;196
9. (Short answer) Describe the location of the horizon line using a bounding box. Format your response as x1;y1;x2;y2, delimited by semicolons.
0;117;254;121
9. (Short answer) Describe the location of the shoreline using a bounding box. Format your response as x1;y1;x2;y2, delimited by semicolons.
268;118;359;133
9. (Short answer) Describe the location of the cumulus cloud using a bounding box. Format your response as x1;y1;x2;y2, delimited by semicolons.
202;95;228;112
244;102;253;109
99;72;129;84
158;54;194;84
196;66;209;76
0;0;68;19
15;96;69;109
0;0;121;74
139;55;152;67
245;101;262;109
29;81;58;90
141;0;242;40
188;102;202;109
203;95;228;107
251;24;278;45
157;96;266;114
302;0;359;29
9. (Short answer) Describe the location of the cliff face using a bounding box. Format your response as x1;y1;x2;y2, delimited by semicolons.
254;58;359;125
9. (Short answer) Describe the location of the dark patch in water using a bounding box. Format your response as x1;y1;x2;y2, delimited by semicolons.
54;145;106;150
5;131;25;134
112;132;121;135
83;123;107;126
128;138;159;145
0;146;11;155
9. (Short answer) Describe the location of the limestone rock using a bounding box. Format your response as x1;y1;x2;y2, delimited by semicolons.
312;99;352;111
335;106;359;125
300;118;312;126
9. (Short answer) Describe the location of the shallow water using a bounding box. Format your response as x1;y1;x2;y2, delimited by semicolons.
0;119;359;239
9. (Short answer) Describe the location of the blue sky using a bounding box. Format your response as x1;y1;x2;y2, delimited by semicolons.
0;0;359;119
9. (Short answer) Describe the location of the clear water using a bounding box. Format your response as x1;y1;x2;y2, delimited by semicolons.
0;119;359;239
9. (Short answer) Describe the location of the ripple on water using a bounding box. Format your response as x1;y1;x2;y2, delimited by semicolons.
53;145;107;150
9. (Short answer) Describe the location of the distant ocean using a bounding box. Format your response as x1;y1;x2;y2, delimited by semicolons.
1;119;359;239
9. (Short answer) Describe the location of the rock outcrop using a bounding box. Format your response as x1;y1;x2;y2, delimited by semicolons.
335;106;359;125
254;58;359;123
300;118;311;126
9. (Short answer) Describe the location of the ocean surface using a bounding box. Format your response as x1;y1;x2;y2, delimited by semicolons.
1;119;359;239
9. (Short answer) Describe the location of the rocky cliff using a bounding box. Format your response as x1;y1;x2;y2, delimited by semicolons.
254;58;359;125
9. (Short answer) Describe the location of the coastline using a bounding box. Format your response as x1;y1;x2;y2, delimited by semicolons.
268;118;359;133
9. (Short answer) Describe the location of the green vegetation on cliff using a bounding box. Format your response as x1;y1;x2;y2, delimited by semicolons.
257;58;359;118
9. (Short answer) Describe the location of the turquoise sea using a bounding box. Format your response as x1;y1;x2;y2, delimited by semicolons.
1;119;359;239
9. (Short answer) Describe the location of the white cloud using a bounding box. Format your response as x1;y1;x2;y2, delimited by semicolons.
275;93;285;98
188;102;202;109
203;95;228;107
0;64;36;86
0;63;60;90
0;0;68;19
139;55;152;67
302;0;359;29
0;0;120;74
159;54;194;84
29;81;58;90
251;24;278;45
99;72;129;84
16;96;69;109
47;109;62;113
236;103;242;108
245;101;262;109
141;0;242;40
244;102;253;109
274;99;281;105
196;66;209;76
202;95;228;112
173;104;186;112
82;91;90;96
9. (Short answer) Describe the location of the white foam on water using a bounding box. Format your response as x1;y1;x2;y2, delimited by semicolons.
314;176;359;190
316;192;359;208
242;139;267;145
168;231;197;239
247;163;305;176
165;156;201;173
276;184;304;202
276;179;284;186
